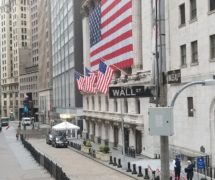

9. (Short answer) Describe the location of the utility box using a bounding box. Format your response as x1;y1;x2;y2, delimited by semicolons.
148;107;174;136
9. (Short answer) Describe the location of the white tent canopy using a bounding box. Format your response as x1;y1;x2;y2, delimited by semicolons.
52;121;80;131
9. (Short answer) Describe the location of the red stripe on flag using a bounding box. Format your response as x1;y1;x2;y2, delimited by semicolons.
91;44;133;67
90;30;132;57
101;0;121;17
101;1;132;29
101;16;132;40
100;0;107;6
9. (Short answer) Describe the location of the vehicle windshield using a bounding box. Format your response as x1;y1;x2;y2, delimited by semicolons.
23;118;31;121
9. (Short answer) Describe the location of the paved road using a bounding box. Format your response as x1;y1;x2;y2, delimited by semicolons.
0;121;53;180
28;138;135;180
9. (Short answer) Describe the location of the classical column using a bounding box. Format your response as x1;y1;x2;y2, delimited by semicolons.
81;2;90;68
129;128;136;147
109;123;114;148
132;0;142;73
101;122;106;144
82;118;88;139
89;120;93;137
95;121;101;143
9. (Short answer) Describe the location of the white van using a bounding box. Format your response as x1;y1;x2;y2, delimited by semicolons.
21;117;31;126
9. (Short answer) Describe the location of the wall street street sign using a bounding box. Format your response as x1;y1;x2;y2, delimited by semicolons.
109;86;154;98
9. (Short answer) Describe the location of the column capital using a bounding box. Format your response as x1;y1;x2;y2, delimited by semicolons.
81;0;100;17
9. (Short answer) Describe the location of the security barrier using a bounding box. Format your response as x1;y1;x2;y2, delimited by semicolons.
20;134;70;180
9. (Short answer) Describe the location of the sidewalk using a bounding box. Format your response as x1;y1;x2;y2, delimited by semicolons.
69;138;214;180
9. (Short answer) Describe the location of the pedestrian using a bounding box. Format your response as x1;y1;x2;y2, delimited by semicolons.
174;157;181;180
185;160;194;180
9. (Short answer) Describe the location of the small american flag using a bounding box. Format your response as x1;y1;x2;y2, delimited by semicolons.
85;68;97;93
89;0;133;71
75;72;85;92
96;61;113;94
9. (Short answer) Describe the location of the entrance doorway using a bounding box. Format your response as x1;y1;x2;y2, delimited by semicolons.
113;126;118;147
135;130;142;154
124;128;129;154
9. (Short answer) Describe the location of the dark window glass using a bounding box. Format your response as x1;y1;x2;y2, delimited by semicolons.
105;96;109;111
98;96;101;111
191;41;198;63
180;44;186;66
187;97;194;117
210;0;215;11
92;96;94;110
190;0;197;20
124;99;128;113
180;4;186;25
210;34;215;59
136;99;141;114
114;99;118;112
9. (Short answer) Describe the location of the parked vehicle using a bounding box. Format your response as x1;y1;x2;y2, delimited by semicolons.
21;117;32;126
1;117;10;127
51;134;68;148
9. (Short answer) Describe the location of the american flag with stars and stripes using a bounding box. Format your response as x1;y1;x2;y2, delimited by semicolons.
89;0;133;72
85;67;97;93
96;61;113;94
75;72;85;92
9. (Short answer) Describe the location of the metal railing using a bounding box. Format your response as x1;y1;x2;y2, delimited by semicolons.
20;134;70;180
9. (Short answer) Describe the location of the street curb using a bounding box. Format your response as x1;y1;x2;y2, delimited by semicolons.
67;146;141;180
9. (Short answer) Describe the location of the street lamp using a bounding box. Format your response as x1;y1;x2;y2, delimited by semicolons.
158;79;215;180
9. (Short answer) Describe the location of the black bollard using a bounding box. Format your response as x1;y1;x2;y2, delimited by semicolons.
126;162;131;172
109;156;113;164
113;157;117;166
117;159;122;168
137;166;143;177
144;168;150;179
132;164;137;174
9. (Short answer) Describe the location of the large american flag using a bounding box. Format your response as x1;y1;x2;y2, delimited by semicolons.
75;72;85;92
85;68;97;93
96;61;113;94
89;0;133;72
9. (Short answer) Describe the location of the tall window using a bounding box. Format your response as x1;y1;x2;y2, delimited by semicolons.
209;0;215;11
124;99;128;113
92;96;95;110
98;96;101;111
105;96;109;111
179;4;186;25
187;97;194;117
210;34;215;59
180;44;186;66
191;41;198;63
190;0;197;20
86;97;89;109
136;99;141;114
114;99;118;112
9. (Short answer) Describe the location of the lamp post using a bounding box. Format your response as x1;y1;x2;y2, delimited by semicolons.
160;79;215;180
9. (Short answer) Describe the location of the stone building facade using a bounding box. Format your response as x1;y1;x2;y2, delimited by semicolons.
166;0;215;167
0;0;31;119
81;0;160;158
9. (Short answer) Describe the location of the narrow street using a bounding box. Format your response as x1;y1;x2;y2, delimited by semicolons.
27;138;135;180
0;121;52;180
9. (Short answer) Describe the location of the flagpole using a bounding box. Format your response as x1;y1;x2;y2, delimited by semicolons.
75;70;84;77
101;58;129;75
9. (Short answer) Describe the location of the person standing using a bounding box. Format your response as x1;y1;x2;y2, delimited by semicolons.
185;160;194;180
174;157;181;180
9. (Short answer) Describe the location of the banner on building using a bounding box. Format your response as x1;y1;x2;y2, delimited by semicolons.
89;0;134;71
